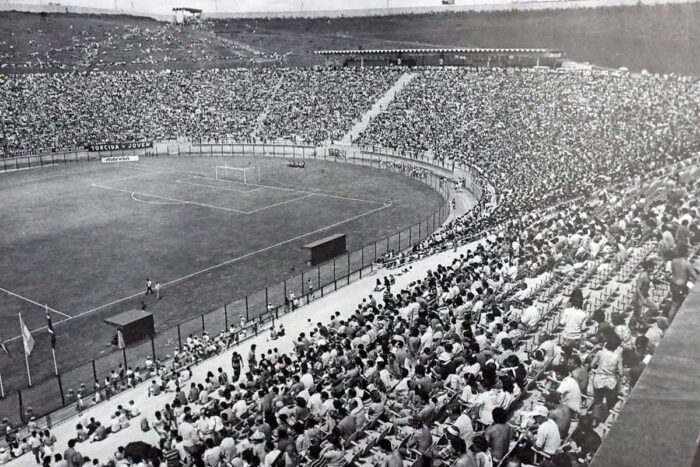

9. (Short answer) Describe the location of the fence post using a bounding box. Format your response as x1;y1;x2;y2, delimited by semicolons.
224;304;228;330
17;390;23;424
151;336;157;371
333;259;337;290
245;296;250;321
122;347;128;373
57;375;65;406
284;279;287;301
301;272;305;296
92;360;97;382
386;236;389;253
360;249;364;278
265;287;269;310
398;231;401;251
201;314;205;333
347;253;351;285
177;324;182;351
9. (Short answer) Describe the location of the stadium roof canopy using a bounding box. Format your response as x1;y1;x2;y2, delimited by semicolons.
315;48;561;55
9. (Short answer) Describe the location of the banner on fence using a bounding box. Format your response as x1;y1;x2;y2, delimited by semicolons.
101;155;140;163
88;141;153;152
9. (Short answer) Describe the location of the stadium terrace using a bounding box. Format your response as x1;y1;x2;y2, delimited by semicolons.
0;12;700;467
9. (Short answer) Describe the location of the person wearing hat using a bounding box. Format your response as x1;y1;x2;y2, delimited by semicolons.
529;405;561;457
248;431;266;462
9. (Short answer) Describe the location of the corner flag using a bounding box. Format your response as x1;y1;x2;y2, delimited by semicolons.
0;337;8;354
19;314;34;356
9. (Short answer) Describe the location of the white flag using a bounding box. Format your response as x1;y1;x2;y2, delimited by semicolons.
19;314;34;356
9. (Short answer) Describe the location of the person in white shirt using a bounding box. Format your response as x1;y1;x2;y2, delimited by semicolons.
179;414;199;456
531;406;561;456
520;298;541;328
232;393;249;418
203;438;222;467
554;365;582;414
448;406;473;445
300;368;314;390
127;400;140;418
560;289;588;349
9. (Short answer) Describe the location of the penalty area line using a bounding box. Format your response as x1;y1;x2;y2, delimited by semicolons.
91;183;249;214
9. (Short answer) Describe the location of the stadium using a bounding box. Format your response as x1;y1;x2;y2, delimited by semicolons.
0;1;699;466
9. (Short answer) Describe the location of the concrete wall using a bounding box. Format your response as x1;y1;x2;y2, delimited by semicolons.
1;0;698;20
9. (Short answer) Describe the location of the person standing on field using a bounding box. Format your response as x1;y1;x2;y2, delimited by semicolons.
155;281;161;300
145;278;154;295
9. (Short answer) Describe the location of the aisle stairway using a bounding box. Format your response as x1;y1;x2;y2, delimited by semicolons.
337;71;417;146
251;74;285;140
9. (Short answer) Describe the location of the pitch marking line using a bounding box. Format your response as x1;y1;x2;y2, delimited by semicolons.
131;192;185;205
94;183;313;215
175;176;264;193
91;183;250;214
3;200;393;342
0;286;72;318
245;193;316;214
119;163;387;206
242;180;386;206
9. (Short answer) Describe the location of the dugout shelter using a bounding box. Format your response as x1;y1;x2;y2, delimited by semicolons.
105;309;155;348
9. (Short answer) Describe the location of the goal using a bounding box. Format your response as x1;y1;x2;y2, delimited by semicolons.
215;165;260;184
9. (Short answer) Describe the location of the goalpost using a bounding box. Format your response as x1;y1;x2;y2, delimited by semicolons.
215;165;260;184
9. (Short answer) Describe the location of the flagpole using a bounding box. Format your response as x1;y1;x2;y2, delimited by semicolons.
46;305;58;376
19;314;32;387
0;367;4;398
51;351;58;376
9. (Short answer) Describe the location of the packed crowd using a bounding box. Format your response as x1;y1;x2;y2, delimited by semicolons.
357;68;700;226
7;160;697;467
0;21;276;72
2;66;700;467
257;68;402;144
0;68;400;154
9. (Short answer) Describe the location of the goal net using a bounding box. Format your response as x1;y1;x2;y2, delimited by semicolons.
215;165;260;184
